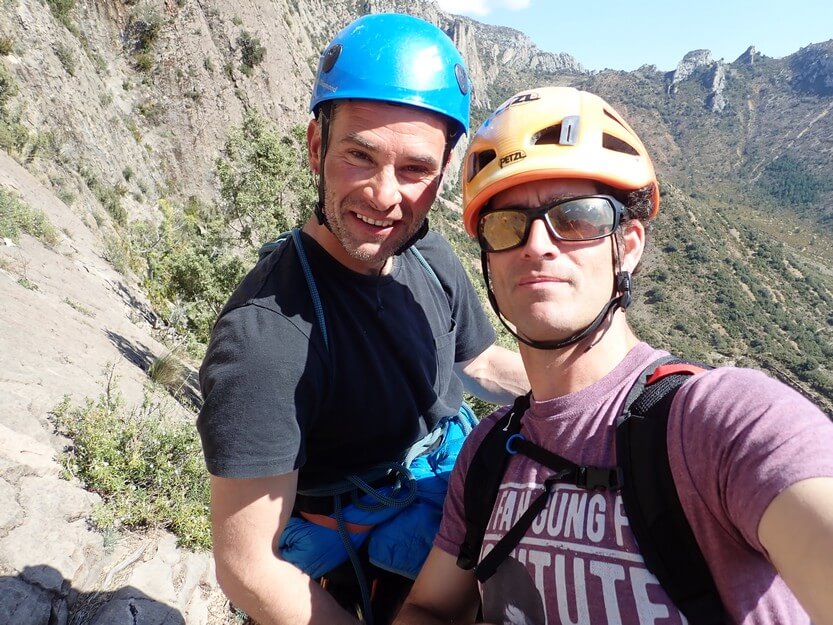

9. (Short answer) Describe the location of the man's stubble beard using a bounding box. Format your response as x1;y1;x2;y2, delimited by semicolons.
324;192;423;264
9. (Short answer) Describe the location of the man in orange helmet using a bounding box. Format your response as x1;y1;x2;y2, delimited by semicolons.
394;87;833;624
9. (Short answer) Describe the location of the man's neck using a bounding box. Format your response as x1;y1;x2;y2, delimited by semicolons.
520;313;639;401
302;217;392;276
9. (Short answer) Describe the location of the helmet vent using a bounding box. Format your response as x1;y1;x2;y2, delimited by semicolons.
532;125;562;145
602;133;640;156
604;108;628;128
467;149;497;181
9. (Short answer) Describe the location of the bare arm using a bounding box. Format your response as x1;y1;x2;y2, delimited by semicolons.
210;472;361;625
455;344;529;405
758;476;833;625
394;547;484;625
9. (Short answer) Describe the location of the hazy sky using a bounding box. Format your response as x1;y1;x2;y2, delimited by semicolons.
434;0;833;72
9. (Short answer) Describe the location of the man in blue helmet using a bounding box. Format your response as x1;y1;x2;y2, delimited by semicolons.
197;13;528;625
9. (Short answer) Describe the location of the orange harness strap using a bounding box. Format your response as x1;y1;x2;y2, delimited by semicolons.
299;511;375;534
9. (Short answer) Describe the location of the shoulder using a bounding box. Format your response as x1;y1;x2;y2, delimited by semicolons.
413;230;462;271
676;366;825;423
669;365;831;446
667;365;833;549
220;235;310;316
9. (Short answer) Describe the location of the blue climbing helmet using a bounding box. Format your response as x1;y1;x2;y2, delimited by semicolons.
310;13;471;143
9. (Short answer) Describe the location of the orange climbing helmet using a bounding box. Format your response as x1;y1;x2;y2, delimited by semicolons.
462;87;659;237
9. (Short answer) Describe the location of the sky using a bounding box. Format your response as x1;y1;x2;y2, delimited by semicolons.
433;0;833;72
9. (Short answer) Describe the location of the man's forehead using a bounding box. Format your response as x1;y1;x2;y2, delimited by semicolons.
333;99;448;129
493;178;603;207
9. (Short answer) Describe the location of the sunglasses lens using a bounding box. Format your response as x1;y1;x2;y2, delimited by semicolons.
479;210;529;251
477;196;619;251
548;197;615;240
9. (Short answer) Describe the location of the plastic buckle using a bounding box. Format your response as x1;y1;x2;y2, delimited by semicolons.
577;466;622;491
505;433;525;455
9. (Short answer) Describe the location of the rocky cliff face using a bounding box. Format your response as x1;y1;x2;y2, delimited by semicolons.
1;0;585;211
790;40;833;96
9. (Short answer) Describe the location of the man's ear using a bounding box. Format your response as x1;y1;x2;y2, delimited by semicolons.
307;119;321;175
621;220;646;273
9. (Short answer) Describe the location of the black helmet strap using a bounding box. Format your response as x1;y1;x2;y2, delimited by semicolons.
313;102;334;229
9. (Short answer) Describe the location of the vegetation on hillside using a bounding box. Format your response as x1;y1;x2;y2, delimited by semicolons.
50;370;211;550
0;188;59;247
108;113;316;351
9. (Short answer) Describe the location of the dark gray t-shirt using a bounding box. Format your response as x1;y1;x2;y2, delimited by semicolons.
197;230;495;489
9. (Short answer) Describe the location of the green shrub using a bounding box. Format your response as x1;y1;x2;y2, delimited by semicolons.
0;65;30;152
134;198;248;343
17;277;38;290
46;0;75;29
127;1;162;52
0;35;13;56
50;382;211;550
137;99;162;124
0;120;28;153
0;188;59;246
54;42;76;76
147;352;185;390
80;171;127;227
134;51;154;72
64;297;95;317
237;30;265;72
0;61;18;112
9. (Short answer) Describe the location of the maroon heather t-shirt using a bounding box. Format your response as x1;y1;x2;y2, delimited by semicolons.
435;342;833;625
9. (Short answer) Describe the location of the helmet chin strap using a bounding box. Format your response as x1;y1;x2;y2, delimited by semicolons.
480;235;632;351
313;104;333;230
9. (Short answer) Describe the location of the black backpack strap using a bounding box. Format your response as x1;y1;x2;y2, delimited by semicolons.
457;393;529;571
617;356;725;625
473;432;621;583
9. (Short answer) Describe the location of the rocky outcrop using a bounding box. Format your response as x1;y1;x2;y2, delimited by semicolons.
707;63;727;112
789;40;833;96
670;49;714;86
451;19;583;109
668;48;729;112
736;45;757;65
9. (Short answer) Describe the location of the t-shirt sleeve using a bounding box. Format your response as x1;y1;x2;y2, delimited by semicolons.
417;232;496;363
668;367;833;554
434;409;508;558
197;304;327;479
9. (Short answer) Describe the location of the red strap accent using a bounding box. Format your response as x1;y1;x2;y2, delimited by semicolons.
646;363;706;385
299;511;375;534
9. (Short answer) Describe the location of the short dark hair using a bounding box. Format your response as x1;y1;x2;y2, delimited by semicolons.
607;183;655;277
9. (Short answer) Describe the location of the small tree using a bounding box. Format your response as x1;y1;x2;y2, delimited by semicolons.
237;30;265;74
216;113;314;246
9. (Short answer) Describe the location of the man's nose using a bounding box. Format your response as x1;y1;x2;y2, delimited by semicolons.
522;218;559;257
364;166;403;210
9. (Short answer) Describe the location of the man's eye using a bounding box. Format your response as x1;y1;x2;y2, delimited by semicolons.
349;150;371;162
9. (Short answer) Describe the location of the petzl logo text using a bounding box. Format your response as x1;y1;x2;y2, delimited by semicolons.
500;151;526;167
